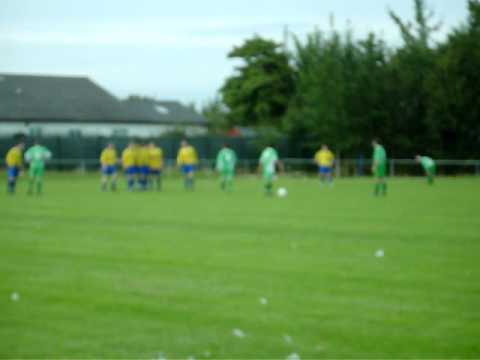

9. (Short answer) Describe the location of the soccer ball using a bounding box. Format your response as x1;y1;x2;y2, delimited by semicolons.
277;187;288;198
10;292;20;302
375;249;384;258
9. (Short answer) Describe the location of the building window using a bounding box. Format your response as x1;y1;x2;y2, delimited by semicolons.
112;128;128;137
154;105;169;114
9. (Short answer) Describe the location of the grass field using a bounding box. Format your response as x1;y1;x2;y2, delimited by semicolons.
1;174;480;358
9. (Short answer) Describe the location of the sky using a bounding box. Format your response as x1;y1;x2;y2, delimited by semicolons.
0;0;469;106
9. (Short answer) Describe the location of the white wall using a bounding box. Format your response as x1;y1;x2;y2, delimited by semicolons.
0;122;208;137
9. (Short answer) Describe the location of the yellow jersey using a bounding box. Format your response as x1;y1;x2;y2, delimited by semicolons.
6;147;23;167
137;146;150;167
177;146;198;165
148;147;163;170
122;147;136;168
315;149;335;167
100;148;117;166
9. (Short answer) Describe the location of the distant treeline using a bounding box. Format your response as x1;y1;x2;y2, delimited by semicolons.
203;0;480;159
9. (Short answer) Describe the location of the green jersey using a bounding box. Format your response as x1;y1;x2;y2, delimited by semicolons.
420;156;435;170
24;145;52;169
259;147;279;176
373;144;387;165
216;148;237;173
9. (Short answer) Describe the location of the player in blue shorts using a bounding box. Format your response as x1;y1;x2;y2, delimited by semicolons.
99;143;118;191
5;141;25;194
148;142;163;191
122;142;138;191
176;140;199;190
137;143;150;191
314;145;335;186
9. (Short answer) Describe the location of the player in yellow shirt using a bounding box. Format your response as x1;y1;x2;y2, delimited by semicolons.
99;143;118;192
148;142;163;191
5;141;25;194
137;143;150;191
122;141;138;191
176;139;198;190
314;145;335;186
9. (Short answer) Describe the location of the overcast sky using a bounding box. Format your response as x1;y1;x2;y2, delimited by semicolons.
0;0;469;106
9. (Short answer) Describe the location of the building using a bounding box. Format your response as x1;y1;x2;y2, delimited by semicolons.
121;96;208;137
0;73;208;138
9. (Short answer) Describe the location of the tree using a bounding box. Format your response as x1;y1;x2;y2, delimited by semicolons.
427;0;480;157
388;0;442;48
385;0;441;156
284;29;347;155
284;28;389;156
201;96;230;134
343;33;390;155
214;0;480;159
221;36;295;128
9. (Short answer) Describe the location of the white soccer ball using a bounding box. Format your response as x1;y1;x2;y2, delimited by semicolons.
375;249;384;258
277;187;288;198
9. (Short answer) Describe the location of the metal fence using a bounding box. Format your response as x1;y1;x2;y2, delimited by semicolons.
0;135;291;162
2;158;479;177
280;158;480;177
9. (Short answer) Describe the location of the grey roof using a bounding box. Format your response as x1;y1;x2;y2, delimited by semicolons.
121;97;207;125
0;73;130;122
0;73;207;126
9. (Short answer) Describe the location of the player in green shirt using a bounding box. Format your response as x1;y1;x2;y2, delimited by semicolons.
372;139;387;196
416;155;436;185
215;144;237;192
24;140;52;195
259;145;283;196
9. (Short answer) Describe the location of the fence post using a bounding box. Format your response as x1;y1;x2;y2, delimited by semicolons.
390;159;395;177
